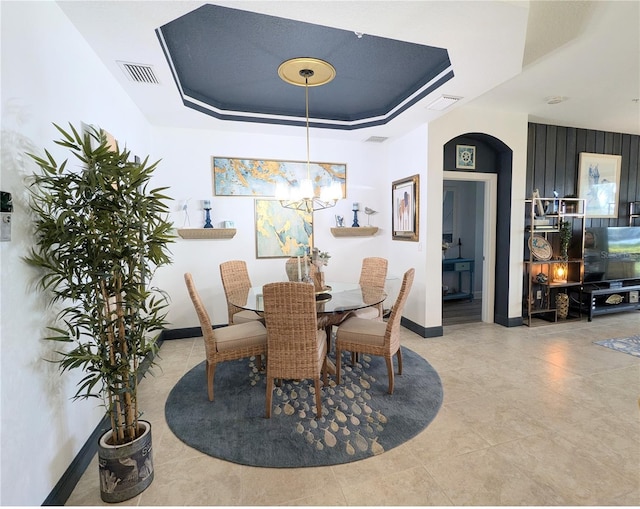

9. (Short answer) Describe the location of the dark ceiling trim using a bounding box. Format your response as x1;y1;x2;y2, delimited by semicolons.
155;21;455;131
182;66;453;131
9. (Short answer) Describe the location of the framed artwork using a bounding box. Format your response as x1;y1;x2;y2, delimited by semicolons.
577;152;622;218
392;174;419;241
255;199;312;258
456;145;476;169
213;157;346;197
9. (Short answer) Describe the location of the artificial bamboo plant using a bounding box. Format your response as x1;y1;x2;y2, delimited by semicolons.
25;123;173;445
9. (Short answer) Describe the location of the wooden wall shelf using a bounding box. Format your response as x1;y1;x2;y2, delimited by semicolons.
330;227;378;237
177;228;236;239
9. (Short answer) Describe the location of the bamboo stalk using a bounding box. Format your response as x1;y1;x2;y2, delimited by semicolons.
115;272;137;442
100;278;125;444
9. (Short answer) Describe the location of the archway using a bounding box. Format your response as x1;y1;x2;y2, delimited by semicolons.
443;133;514;326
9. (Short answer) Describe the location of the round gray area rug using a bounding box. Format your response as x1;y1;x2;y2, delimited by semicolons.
165;346;442;467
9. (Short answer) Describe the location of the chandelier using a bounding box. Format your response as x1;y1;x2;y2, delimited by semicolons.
275;57;342;213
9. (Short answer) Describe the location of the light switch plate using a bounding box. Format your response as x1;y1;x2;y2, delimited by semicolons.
1;213;11;241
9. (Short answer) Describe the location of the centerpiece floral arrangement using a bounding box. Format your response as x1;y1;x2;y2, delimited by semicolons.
309;247;330;292
311;247;330;269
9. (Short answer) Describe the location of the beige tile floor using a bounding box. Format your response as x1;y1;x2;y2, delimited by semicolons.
67;313;640;506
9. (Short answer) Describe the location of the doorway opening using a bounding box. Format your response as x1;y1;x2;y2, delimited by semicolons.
442;171;497;324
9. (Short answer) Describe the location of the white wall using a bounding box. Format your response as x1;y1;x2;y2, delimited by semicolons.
0;4;393;502
149;125;390;329
385;124;430;326
1;3;532;505
428;105;529;325
151;108;531;336
0;2;152;505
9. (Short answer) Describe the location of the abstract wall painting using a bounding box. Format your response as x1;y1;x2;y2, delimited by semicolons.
255;199;312;258
213;157;346;197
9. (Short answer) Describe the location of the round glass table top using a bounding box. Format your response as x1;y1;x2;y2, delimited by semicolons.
228;281;386;315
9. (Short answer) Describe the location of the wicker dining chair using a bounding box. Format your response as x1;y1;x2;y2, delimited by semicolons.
219;260;263;325
335;268;415;394
351;257;388;321
184;273;267;401
263;282;328;418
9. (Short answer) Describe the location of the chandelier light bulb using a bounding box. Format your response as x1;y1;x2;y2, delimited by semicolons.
275;182;290;201
300;179;314;200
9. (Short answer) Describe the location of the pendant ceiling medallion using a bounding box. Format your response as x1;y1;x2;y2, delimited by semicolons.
277;57;336;87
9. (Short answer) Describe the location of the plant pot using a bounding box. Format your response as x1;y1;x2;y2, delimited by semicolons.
98;420;153;503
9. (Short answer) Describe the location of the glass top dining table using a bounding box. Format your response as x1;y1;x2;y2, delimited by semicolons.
228;282;386;374
227;281;386;318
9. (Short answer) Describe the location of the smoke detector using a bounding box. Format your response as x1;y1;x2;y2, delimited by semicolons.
545;96;568;105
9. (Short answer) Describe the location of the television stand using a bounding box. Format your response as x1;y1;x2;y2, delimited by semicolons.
581;281;640;321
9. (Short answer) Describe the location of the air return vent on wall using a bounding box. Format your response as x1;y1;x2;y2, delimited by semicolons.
117;61;159;84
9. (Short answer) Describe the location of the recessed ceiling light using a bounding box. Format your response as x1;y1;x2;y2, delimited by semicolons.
545;96;568;105
426;95;462;111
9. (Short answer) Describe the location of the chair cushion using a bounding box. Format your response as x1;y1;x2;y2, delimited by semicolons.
316;329;327;361
232;310;263;324
215;321;267;352
351;307;381;321
337;317;386;346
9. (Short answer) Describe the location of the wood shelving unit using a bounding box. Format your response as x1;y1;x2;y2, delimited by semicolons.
523;197;586;326
330;227;378;237
177;228;236;239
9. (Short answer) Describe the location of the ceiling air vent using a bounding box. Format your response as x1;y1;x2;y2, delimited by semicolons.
365;136;388;143
426;95;462;111
117;61;159;84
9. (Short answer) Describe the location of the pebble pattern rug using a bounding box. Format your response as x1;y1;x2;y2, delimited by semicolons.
165;346;442;468
594;335;640;358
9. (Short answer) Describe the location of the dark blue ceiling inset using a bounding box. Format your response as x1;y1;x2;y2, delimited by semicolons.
156;4;454;130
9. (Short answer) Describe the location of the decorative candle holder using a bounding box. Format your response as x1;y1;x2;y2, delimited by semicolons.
203;208;213;228
552;262;568;283
203;200;213;229
352;202;360;227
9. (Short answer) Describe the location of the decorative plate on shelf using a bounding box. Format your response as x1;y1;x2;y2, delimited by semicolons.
528;235;552;260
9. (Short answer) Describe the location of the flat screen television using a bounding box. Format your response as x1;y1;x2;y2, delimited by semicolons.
584;227;640;283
